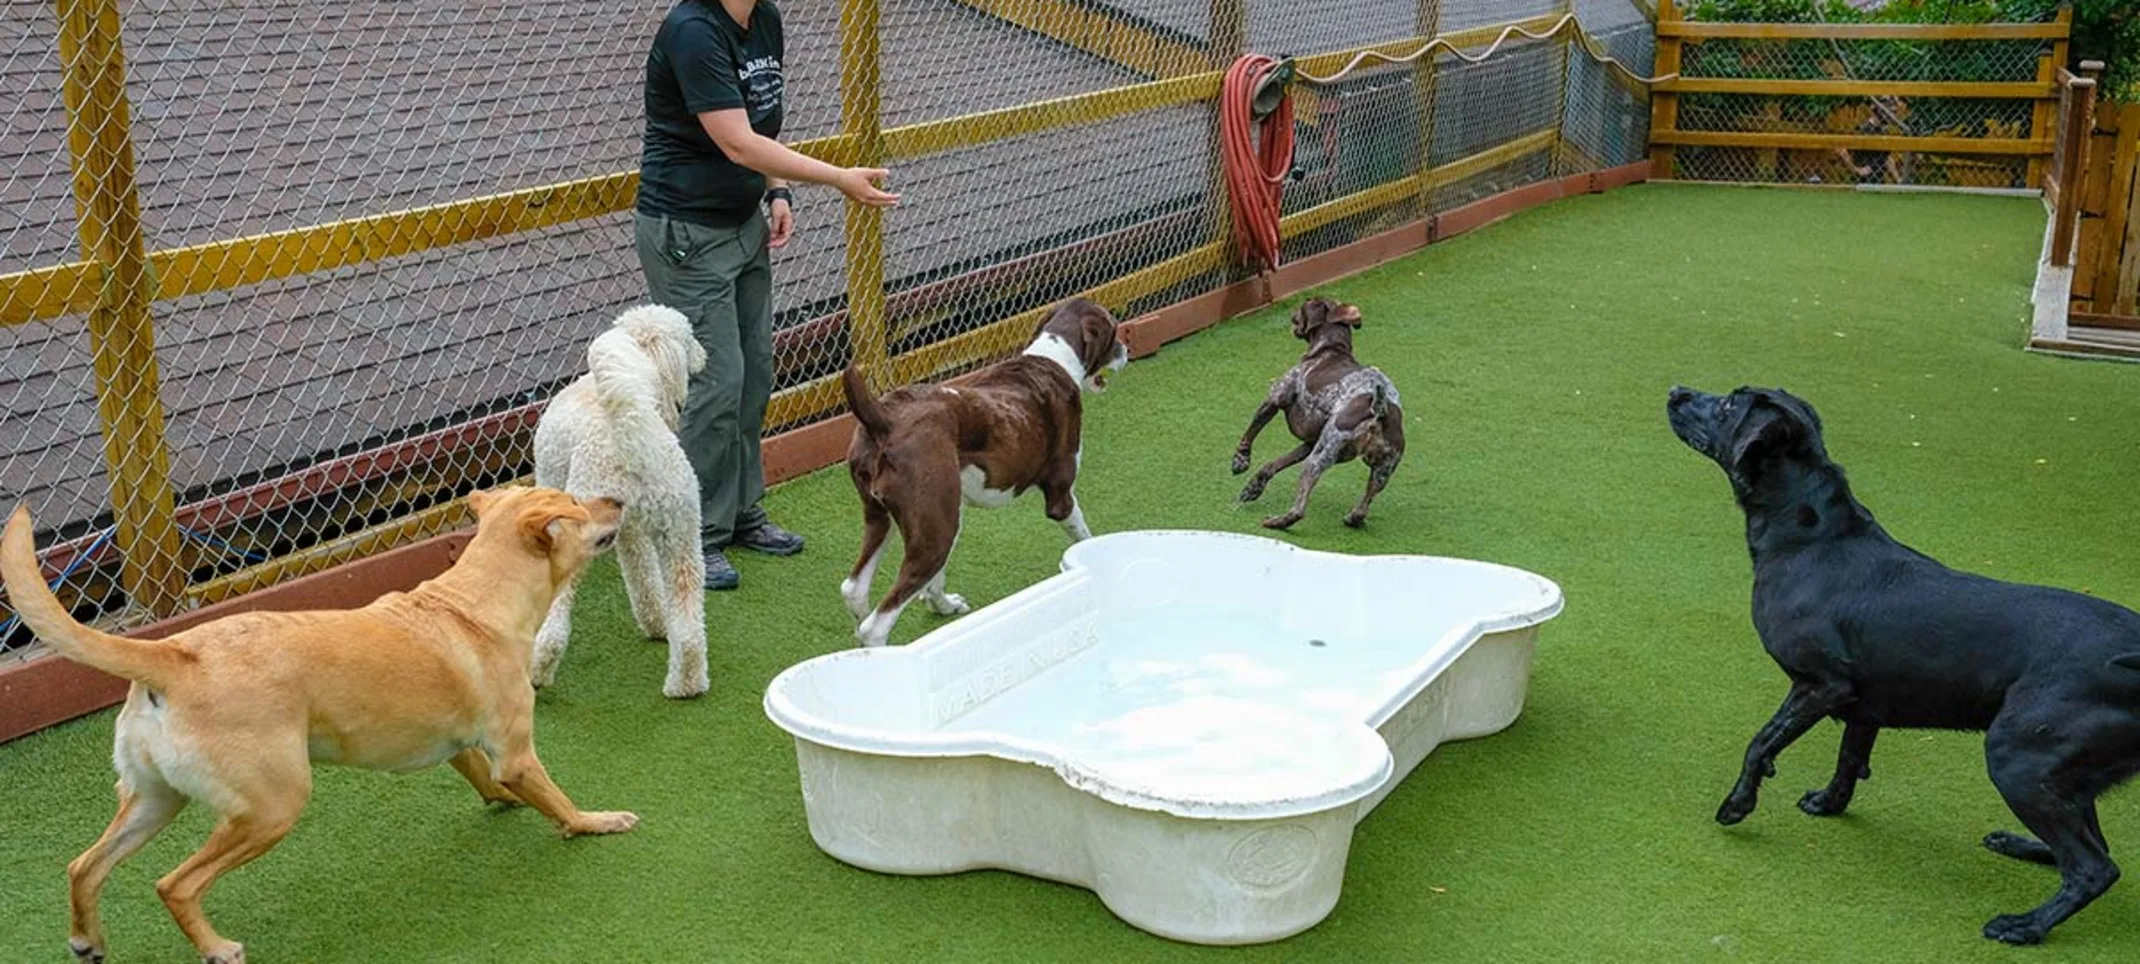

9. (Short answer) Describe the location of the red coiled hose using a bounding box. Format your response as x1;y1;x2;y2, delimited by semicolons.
1220;55;1294;274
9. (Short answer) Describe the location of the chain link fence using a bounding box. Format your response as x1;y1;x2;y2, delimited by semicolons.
1662;5;2066;187
1;0;1655;657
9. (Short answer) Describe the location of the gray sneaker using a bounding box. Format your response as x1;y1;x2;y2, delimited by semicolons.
703;548;739;591
734;520;805;557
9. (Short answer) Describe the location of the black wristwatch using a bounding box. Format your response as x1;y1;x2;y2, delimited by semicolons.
765;187;793;207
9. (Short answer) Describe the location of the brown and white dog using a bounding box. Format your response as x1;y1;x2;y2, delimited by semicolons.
839;297;1129;647
0;487;637;964
1232;296;1407;529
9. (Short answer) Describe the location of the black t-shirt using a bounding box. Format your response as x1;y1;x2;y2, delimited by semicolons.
638;1;786;228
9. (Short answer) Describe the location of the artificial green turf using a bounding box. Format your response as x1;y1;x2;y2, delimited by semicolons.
4;184;2138;962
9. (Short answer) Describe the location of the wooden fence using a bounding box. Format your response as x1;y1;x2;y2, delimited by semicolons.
2032;60;2139;359
2044;62;2099;267
1648;0;2071;187
2066;97;2140;329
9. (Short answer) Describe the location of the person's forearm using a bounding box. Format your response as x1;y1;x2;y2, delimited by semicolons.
725;135;845;187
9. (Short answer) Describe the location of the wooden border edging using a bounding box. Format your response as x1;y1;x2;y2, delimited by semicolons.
0;159;1651;744
0;531;471;743
2026;338;2140;363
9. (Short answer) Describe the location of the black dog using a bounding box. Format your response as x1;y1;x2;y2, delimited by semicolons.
1666;384;2140;946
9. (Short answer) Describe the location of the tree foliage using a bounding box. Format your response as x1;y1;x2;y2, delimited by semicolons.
1685;1;2137;97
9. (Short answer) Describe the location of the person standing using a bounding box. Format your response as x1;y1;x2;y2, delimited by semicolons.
638;0;898;589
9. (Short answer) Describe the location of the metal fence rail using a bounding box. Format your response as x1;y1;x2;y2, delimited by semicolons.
0;0;1656;655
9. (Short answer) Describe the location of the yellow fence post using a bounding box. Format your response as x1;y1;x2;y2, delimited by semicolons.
840;0;888;383
1414;0;1442;209
1650;0;1682;179
56;0;186;617
2028;4;2074;190
1551;0;1576;174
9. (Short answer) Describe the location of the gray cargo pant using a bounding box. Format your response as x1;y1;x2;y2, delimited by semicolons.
634;209;772;551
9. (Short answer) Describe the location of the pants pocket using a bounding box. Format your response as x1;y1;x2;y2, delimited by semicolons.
662;216;741;268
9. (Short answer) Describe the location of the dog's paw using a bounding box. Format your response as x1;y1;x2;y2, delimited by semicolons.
1237;481;1267;503
1797;788;1850;817
1715;790;1759;826
1983;830;2058;866
663;673;709;700
566;811;641;837
68;937;104;964
929;593;970;616
1231;451;1252;475
839;581;874;622
528;654;562;689
201;940;246;964
1342;511;1368;529
1983;913;2048;945
1261;513;1301;531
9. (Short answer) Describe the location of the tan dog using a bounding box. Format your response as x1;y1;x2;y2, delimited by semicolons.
0;487;637;964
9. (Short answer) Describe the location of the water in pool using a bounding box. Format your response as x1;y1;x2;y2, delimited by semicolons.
948;608;1431;801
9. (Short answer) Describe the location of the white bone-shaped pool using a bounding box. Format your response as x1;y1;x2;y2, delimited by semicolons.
764;530;1563;945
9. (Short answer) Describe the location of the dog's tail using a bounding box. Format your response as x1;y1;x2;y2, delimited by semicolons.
1;505;192;689
587;328;672;433
843;365;893;439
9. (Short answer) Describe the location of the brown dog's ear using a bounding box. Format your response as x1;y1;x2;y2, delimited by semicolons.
1081;307;1120;370
467;487;508;519
517;502;590;555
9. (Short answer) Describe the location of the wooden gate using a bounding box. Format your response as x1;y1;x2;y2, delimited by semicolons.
2070;100;2140;331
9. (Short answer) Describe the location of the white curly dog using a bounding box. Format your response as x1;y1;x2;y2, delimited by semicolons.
531;304;711;698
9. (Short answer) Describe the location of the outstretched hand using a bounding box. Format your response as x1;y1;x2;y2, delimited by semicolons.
836;167;900;208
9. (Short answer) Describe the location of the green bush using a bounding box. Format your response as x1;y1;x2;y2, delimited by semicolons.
1687;0;2000;25
1682;2;2027;91
1685;1;2137;98
2003;1;2140;98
